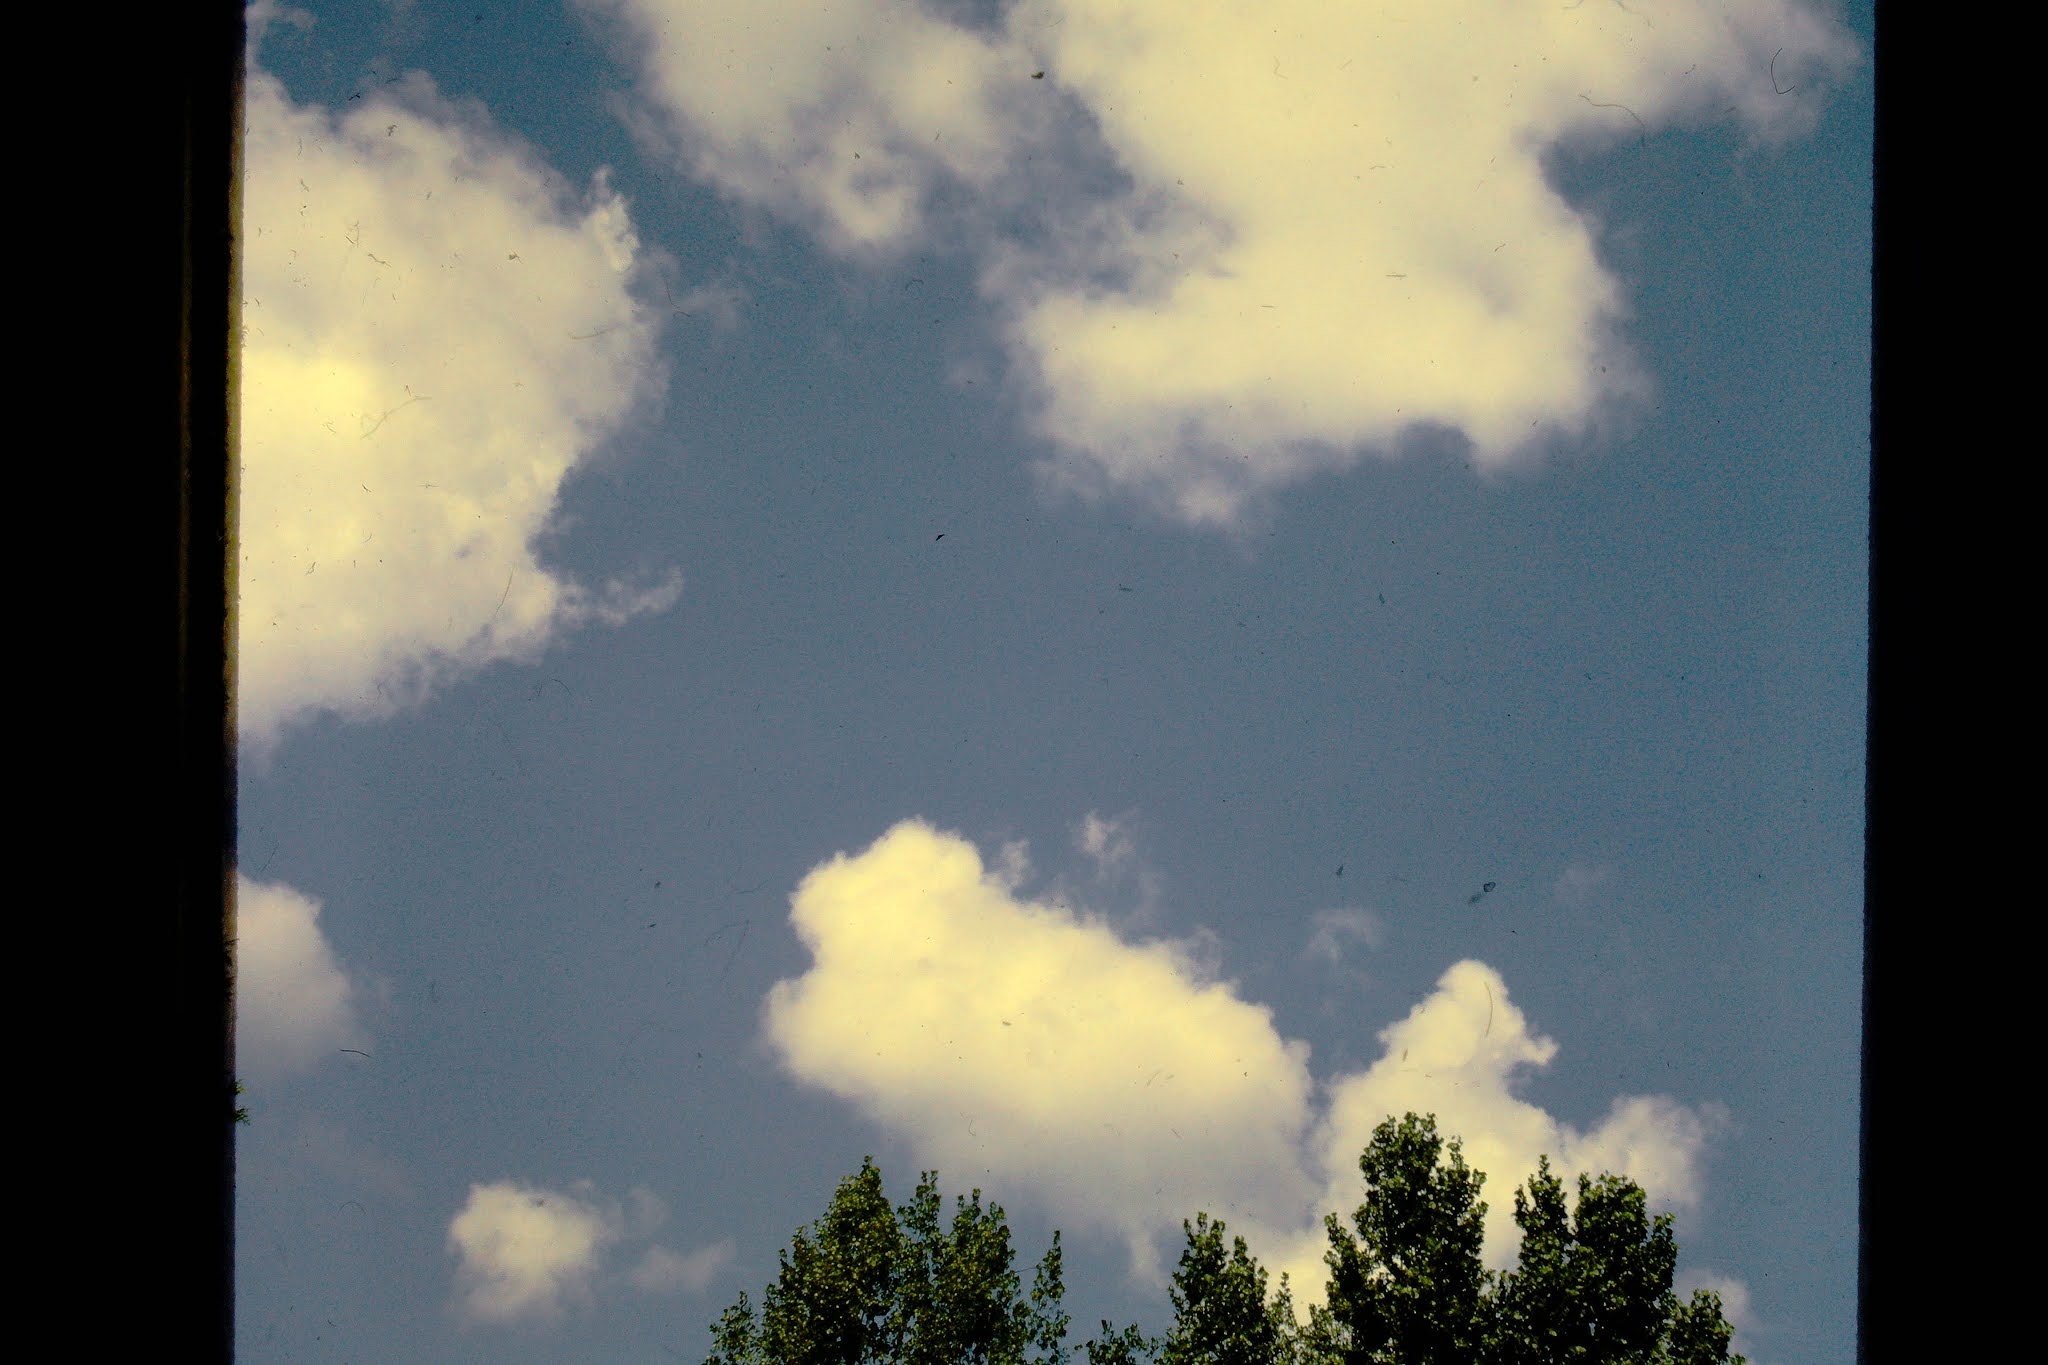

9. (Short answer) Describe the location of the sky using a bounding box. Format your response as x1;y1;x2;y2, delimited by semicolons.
234;2;1871;1361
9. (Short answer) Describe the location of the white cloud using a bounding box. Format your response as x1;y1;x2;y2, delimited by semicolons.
447;1180;621;1323
629;1241;736;1295
767;818;1318;1276
1067;808;1171;929
993;0;1859;524
234;874;367;1080
444;1179;726;1319
1077;810;1136;875
589;0;1855;525
239;69;679;752
581;0;1032;253
1275;959;1725;1296
246;0;314;46
1304;907;1384;966
765;820;1722;1296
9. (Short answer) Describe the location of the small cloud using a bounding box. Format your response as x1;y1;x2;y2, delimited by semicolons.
1304;907;1384;966
447;1180;620;1323
624;1186;668;1238
628;1241;736;1296
247;0;315;47
1553;862;1614;905
992;836;1033;891
1069;808;1169;928
1076;810;1136;875
234;874;367;1080
667;279;749;330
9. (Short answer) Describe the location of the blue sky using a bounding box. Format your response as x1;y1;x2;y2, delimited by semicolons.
235;2;1870;1360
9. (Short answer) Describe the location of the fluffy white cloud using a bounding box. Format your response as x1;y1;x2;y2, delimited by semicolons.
767;820;1723;1296
1270;959;1724;1296
447;1180;621;1323
589;0;1855;524
580;0;1031;252
767;819;1318;1275
235;874;367;1080
994;0;1858;523
239;69;678;751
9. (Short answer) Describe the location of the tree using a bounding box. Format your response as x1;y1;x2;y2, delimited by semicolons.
1315;1115;1746;1365
1159;1213;1302;1365
1318;1114;1492;1365
704;1117;1744;1365
1656;1289;1744;1365
1488;1155;1689;1364
705;1158;1068;1365
1070;1213;1309;1365
1082;1321;1159;1365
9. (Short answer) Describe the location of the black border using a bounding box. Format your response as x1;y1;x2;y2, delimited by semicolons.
113;3;243;1355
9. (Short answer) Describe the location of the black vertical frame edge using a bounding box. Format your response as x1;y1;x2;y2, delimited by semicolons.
1863;0;1969;1360
160;2;243;1356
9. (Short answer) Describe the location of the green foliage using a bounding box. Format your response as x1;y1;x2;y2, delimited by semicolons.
704;1116;1745;1365
1489;1156;1680;1364
1320;1114;1491;1364
1655;1290;1744;1365
1159;1214;1300;1365
1081;1320;1157;1365
704;1158;1068;1365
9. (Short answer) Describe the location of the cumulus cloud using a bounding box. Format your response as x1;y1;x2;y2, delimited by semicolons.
1271;959;1725;1295
992;0;1858;522
235;874;368;1080
589;0;1855;524
239;69;679;751
765;820;1722;1295
767;819;1318;1275
448;1180;622;1322
579;0;1032;253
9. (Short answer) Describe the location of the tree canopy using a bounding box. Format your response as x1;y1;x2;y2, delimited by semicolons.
704;1158;1068;1365
702;1114;1744;1365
